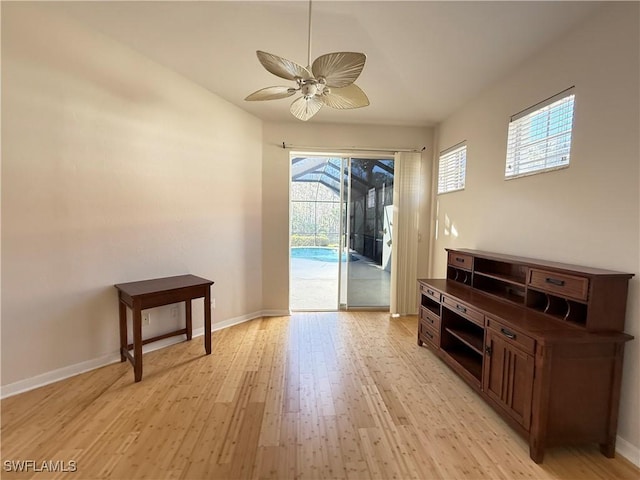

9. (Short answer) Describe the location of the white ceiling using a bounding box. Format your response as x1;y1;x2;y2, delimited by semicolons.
54;1;602;127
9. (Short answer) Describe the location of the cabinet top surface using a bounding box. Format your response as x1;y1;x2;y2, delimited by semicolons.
115;274;214;297
446;249;633;278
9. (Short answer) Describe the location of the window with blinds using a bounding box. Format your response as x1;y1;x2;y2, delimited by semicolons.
505;88;575;179
438;142;466;194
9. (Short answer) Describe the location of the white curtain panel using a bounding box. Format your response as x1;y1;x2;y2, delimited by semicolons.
390;151;421;316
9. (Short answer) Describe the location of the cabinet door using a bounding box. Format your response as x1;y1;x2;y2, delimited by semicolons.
483;330;534;430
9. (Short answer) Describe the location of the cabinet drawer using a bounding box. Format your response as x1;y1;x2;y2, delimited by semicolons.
448;252;473;270
420;284;441;303
419;320;440;348
528;269;589;301
486;317;535;355
442;296;484;326
420;307;441;331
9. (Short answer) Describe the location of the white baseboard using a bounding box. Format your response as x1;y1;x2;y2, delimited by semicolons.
0;352;122;399
0;310;289;399
261;309;291;317
616;435;640;467
208;309;288;331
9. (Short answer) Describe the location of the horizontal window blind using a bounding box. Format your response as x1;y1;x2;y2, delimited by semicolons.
438;143;466;194
506;89;575;179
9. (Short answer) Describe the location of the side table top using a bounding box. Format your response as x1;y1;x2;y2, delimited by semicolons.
114;274;214;297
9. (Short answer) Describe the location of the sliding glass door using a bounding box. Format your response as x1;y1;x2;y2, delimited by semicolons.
289;154;394;310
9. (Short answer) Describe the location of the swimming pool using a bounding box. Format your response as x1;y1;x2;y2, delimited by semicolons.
291;247;358;263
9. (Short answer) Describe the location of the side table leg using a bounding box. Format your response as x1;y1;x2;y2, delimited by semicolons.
133;302;143;382
186;300;192;341
119;300;127;362
204;288;212;355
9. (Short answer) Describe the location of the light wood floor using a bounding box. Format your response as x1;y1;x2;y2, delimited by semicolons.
2;312;638;479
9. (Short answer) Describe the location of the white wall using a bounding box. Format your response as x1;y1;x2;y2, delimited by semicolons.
431;3;640;455
1;4;263;387
262;122;433;312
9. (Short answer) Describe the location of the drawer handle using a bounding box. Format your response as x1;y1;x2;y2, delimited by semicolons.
427;316;434;324
456;304;467;314
545;277;565;287
456;257;466;263
427;289;435;296
500;327;516;340
425;330;433;339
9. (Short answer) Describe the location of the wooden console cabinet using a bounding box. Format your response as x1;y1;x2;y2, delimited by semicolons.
418;249;633;463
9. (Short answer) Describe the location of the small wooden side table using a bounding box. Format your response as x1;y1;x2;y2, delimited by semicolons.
114;274;214;382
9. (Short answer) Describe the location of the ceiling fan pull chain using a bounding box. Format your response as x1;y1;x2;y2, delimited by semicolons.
307;0;313;68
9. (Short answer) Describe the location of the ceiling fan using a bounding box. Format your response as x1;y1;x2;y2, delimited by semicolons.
245;0;369;121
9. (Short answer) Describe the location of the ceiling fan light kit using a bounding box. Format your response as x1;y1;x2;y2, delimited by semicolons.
245;1;369;121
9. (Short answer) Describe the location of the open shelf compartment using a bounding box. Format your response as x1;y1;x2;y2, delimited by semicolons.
441;306;485;382
421;294;440;316
445;327;483;355
447;266;472;286
474;257;527;285
526;288;588;326
441;344;483;383
473;274;526;304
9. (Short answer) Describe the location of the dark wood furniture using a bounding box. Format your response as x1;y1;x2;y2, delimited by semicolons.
418;249;633;463
115;274;214;382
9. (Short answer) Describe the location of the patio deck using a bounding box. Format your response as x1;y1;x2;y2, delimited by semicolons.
290;254;390;310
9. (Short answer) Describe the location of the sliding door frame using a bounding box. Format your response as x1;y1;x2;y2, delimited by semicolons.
289;152;393;311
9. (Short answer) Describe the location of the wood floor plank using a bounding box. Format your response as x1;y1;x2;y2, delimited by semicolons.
2;312;638;480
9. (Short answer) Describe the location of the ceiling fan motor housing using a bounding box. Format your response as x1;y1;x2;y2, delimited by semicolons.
301;81;318;98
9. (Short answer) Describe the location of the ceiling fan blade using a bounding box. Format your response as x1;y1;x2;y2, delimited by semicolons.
312;52;366;88
245;86;297;101
257;51;312;81
322;84;370;109
290;96;324;121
